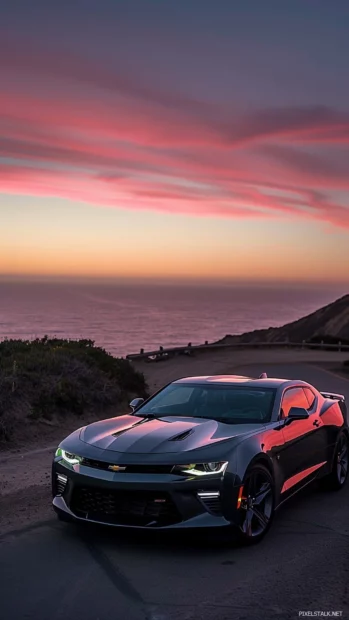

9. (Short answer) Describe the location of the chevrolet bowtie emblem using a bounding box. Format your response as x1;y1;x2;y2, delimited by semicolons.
108;465;126;472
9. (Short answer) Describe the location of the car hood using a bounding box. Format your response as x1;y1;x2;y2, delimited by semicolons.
79;414;262;454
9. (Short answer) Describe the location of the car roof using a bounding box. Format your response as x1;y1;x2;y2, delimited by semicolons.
173;375;300;389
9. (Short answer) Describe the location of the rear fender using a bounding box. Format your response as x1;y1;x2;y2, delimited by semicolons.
319;398;347;465
320;398;346;425
320;393;346;417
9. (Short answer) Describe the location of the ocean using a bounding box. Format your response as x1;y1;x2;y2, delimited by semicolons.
0;281;346;358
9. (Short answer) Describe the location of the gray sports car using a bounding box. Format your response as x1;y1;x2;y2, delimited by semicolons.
52;374;348;543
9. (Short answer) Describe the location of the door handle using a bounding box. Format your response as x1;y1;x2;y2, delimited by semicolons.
313;419;320;427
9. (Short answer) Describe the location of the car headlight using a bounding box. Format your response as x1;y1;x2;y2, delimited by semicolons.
55;448;82;465
172;462;228;476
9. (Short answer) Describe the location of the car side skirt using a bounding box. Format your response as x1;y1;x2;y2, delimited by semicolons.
276;460;328;508
280;461;327;494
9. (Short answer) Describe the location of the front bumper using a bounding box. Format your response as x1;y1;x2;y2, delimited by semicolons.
52;459;240;530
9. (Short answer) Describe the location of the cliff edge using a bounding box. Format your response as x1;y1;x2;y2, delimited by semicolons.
216;294;349;345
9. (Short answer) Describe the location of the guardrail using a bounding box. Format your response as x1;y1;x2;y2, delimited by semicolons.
126;340;349;360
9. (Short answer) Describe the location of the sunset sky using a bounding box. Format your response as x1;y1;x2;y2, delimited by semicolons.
1;1;349;284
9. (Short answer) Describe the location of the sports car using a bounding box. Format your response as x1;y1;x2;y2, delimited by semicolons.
52;374;349;543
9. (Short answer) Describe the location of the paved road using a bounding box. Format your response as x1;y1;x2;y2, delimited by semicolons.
1;363;349;620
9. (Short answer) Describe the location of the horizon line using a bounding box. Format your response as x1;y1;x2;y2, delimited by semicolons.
0;273;348;290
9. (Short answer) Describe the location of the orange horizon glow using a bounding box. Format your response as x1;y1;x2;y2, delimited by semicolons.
1;244;348;284
1;190;349;285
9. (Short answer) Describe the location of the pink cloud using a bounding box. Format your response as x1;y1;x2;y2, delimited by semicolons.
2;36;349;150
1;37;349;230
0;91;223;149
1;159;349;230
0;163;271;219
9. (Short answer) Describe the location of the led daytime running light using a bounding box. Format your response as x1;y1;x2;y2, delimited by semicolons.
173;462;228;476
57;449;82;465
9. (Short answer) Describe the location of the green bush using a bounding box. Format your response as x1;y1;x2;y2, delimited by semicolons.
0;337;148;442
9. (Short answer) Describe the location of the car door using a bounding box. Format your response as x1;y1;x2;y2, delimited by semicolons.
280;386;325;494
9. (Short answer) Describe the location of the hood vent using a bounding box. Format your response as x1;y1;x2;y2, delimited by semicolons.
112;429;131;438
112;424;137;438
170;429;194;442
112;419;147;438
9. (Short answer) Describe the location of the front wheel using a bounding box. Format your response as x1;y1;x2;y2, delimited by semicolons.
235;464;275;545
322;432;349;491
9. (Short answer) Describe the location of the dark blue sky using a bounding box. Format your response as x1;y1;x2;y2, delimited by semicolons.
3;0;349;109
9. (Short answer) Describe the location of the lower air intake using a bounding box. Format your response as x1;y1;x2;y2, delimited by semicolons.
197;493;222;516
55;474;68;496
71;487;181;527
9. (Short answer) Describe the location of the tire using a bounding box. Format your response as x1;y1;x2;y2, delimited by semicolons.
322;432;349;491
235;464;275;545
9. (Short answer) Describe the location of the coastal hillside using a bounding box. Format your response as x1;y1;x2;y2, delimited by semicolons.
216;294;349;345
0;337;148;445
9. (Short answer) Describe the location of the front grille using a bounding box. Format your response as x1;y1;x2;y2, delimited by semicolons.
80;458;174;475
80;457;112;471
70;487;181;526
199;497;222;516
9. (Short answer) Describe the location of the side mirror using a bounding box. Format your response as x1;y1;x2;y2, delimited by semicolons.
286;407;309;423
129;397;144;411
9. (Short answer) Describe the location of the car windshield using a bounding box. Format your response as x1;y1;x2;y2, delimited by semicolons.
136;384;276;424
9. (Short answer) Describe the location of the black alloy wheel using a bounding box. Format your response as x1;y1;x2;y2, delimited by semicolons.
323;432;349;491
237;464;275;545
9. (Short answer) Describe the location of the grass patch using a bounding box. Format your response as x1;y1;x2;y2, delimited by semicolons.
0;337;148;442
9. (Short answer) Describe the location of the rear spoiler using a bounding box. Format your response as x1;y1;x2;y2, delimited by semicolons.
320;391;345;402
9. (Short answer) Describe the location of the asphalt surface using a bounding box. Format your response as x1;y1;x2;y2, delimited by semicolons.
1;363;349;620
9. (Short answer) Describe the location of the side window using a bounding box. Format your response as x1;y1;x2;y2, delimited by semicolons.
280;388;310;418
303;388;316;410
